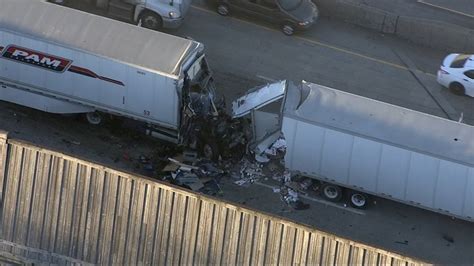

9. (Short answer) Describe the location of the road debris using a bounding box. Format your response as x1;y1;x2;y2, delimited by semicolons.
168;157;200;171
162;156;224;196
279;185;310;210
264;137;286;157
182;150;198;163
62;138;81;146
298;177;314;191
395;240;409;245
255;153;270;163
275;172;310;210
233;158;265;186
162;163;180;172
141;128;310;210
173;172;205;191
255;136;287;163
442;235;454;243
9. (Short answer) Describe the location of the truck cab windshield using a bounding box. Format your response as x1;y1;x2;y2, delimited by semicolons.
276;0;303;11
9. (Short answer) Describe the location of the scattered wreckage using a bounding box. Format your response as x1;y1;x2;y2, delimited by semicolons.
162;157;225;196
159;149;311;210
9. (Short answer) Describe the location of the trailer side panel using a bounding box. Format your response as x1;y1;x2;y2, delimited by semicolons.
0;29;180;129
282;117;474;221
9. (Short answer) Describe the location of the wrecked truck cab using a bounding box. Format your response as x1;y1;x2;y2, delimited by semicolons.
178;52;227;160
182;79;247;161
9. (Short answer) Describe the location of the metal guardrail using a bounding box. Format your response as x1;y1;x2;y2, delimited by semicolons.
0;131;425;264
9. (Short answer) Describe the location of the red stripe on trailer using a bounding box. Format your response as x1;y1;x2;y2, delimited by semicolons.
68;65;124;86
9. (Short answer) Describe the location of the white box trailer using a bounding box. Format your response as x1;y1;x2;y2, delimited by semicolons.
0;0;218;145
233;80;474;222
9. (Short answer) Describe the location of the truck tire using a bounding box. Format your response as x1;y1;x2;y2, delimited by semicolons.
85;111;102;125
217;4;229;16
321;183;342;202
449;82;465;95
348;190;369;209
282;23;295;36
139;11;162;30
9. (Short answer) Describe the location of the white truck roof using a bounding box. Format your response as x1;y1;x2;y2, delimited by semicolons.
0;0;201;78
284;81;474;166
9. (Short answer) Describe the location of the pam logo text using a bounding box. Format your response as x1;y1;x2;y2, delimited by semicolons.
1;45;72;72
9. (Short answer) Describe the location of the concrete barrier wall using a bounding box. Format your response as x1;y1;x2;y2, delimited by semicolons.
314;0;474;53
396;16;474;53
315;0;397;33
0;135;424;264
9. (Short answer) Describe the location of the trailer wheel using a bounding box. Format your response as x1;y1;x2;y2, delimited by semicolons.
139;11;162;30
321;184;342;202
348;191;369;209
85;112;102;125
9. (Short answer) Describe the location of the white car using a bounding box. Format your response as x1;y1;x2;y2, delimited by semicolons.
437;53;474;97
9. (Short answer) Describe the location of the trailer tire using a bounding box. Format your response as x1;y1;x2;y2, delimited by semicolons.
348;190;369;209
139;11;162;30
321;183;342;202
85;112;102;125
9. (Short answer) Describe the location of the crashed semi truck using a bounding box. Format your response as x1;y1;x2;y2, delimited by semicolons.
0;0;230;157
233;80;474;222
48;0;191;30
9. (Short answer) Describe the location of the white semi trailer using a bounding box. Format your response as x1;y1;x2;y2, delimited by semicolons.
233;80;474;222
0;0;222;154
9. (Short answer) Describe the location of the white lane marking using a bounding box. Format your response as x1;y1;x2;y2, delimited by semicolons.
255;181;366;215
256;75;277;82
417;0;474;18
